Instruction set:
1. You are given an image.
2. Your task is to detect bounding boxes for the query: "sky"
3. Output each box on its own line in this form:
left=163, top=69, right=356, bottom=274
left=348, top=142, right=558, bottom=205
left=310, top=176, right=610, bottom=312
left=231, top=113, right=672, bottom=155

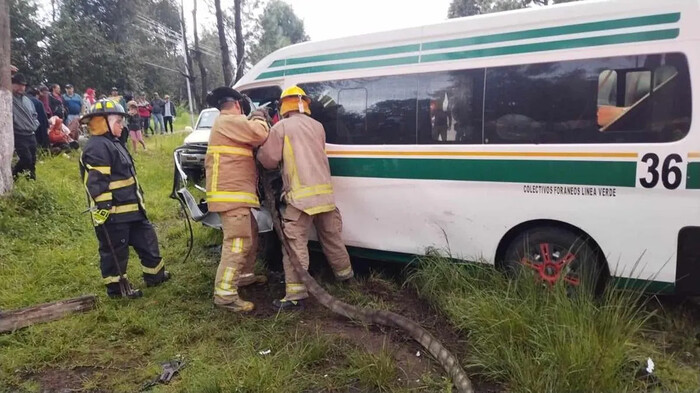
left=185, top=0, right=453, bottom=41
left=277, top=0, right=452, bottom=41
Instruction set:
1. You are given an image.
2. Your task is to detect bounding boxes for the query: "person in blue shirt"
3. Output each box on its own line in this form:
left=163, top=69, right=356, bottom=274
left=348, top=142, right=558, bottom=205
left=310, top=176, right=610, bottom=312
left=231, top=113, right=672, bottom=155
left=63, top=84, right=84, bottom=125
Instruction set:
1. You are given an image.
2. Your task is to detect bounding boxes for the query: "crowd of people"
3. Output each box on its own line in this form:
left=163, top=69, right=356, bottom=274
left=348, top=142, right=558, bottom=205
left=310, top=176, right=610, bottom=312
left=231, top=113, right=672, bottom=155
left=10, top=65, right=177, bottom=180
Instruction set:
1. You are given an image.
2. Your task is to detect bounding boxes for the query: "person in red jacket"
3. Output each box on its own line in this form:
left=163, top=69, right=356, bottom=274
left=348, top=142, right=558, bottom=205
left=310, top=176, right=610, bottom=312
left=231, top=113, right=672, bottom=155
left=136, top=94, right=154, bottom=136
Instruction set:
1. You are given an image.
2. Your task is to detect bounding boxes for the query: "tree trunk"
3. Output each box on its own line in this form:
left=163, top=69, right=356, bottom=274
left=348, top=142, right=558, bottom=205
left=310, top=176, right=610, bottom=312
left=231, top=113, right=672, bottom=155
left=0, top=0, right=13, bottom=195
left=192, top=0, right=208, bottom=109
left=233, top=0, right=245, bottom=83
left=180, top=0, right=198, bottom=111
left=214, top=0, right=233, bottom=86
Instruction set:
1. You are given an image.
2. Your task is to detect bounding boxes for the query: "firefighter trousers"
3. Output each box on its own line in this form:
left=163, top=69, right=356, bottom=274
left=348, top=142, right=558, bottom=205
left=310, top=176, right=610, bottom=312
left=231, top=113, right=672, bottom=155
left=281, top=205, right=354, bottom=301
left=95, top=219, right=166, bottom=296
left=213, top=208, right=259, bottom=305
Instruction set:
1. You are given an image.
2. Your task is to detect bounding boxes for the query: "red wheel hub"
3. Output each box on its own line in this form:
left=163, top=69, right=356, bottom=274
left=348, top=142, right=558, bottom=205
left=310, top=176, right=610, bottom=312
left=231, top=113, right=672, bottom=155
left=521, top=243, right=579, bottom=286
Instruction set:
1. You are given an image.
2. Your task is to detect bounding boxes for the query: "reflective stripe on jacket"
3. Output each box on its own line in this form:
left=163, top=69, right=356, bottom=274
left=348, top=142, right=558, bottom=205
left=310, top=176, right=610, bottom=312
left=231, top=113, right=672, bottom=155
left=257, top=112, right=335, bottom=215
left=205, top=110, right=269, bottom=212
left=79, top=134, right=146, bottom=225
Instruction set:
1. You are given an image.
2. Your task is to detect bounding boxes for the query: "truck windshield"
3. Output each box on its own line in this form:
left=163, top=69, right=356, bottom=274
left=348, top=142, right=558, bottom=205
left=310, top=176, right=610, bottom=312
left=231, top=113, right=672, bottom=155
left=196, top=111, right=219, bottom=129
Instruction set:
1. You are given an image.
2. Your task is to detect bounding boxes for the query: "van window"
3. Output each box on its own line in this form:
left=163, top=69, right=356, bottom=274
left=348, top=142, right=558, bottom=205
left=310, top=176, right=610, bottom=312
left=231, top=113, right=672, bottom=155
left=484, top=53, right=691, bottom=144
left=240, top=86, right=282, bottom=117
left=417, top=69, right=484, bottom=144
left=301, top=75, right=418, bottom=144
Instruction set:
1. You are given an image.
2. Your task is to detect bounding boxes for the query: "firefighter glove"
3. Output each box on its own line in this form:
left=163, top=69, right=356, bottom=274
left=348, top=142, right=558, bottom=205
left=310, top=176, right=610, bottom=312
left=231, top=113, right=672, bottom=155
left=250, top=109, right=272, bottom=125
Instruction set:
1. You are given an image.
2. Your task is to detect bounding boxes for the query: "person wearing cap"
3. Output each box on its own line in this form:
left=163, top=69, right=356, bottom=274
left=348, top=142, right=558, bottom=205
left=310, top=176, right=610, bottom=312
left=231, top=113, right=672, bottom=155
left=257, top=86, right=355, bottom=310
left=109, top=87, right=126, bottom=110
left=150, top=93, right=165, bottom=135
left=79, top=99, right=171, bottom=299
left=62, top=84, right=84, bottom=125
left=11, top=73, right=40, bottom=180
left=205, top=86, right=271, bottom=313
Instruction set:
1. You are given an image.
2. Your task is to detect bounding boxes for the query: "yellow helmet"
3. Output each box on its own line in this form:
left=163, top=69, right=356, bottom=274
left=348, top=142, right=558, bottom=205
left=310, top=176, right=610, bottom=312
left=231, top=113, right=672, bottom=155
left=280, top=86, right=310, bottom=102
left=280, top=85, right=311, bottom=116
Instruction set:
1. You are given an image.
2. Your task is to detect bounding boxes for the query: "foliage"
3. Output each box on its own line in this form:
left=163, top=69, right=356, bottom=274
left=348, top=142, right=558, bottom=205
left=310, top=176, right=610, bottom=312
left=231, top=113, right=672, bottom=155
left=448, top=0, right=580, bottom=18
left=248, top=0, right=310, bottom=65
left=408, top=256, right=700, bottom=393
left=9, top=0, right=46, bottom=85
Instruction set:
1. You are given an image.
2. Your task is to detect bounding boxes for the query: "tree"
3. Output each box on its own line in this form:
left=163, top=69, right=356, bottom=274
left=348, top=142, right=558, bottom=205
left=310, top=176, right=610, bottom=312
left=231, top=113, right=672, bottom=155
left=200, top=29, right=225, bottom=89
left=233, top=0, right=245, bottom=82
left=179, top=0, right=198, bottom=110
left=9, top=0, right=44, bottom=86
left=448, top=0, right=579, bottom=18
left=249, top=0, right=308, bottom=66
left=214, top=0, right=233, bottom=86
left=192, top=0, right=207, bottom=109
left=1, top=0, right=12, bottom=194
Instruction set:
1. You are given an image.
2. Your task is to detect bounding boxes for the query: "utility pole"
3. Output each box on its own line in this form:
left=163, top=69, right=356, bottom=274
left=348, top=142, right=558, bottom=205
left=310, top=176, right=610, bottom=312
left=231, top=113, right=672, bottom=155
left=0, top=0, right=13, bottom=194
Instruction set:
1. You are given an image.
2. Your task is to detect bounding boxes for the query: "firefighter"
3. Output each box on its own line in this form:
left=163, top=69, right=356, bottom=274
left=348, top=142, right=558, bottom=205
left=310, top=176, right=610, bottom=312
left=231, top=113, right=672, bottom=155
left=258, top=86, right=354, bottom=310
left=205, top=87, right=271, bottom=312
left=79, top=99, right=170, bottom=298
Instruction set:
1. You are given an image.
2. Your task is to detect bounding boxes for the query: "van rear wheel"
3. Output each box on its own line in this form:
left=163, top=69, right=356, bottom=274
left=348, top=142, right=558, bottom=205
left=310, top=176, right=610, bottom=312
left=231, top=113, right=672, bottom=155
left=502, top=226, right=604, bottom=293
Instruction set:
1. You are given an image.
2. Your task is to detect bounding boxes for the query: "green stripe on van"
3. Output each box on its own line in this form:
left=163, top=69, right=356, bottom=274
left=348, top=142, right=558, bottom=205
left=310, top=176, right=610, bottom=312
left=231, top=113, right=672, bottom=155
left=280, top=56, right=419, bottom=77
left=421, top=29, right=679, bottom=63
left=687, top=162, right=700, bottom=189
left=328, top=157, right=636, bottom=187
left=257, top=29, right=679, bottom=80
left=423, top=12, right=680, bottom=51
left=262, top=13, right=679, bottom=76
left=270, top=44, right=421, bottom=68
left=258, top=69, right=286, bottom=80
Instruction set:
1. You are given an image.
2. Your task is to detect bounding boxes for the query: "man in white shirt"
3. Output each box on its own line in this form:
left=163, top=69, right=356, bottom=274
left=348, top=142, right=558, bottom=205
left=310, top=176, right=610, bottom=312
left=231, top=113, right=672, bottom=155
left=163, top=95, right=176, bottom=133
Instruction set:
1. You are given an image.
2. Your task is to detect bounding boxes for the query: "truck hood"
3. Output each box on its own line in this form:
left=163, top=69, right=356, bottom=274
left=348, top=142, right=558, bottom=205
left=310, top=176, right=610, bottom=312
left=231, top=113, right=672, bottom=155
left=184, top=129, right=211, bottom=145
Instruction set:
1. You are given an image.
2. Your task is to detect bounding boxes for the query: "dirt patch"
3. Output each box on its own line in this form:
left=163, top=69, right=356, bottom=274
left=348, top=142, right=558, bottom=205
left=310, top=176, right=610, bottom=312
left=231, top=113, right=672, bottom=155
left=238, top=259, right=503, bottom=392
left=26, top=366, right=104, bottom=393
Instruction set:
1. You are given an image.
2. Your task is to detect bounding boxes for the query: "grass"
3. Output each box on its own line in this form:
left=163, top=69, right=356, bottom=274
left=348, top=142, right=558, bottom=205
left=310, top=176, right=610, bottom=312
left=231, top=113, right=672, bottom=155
left=408, top=255, right=700, bottom=393
left=0, top=133, right=443, bottom=393
left=2, top=133, right=700, bottom=392
left=172, top=105, right=195, bottom=132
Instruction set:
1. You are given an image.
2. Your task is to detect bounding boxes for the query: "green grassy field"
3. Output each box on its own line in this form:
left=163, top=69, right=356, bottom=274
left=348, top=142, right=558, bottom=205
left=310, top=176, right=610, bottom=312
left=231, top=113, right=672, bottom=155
left=1, top=133, right=699, bottom=392
left=0, top=134, right=451, bottom=393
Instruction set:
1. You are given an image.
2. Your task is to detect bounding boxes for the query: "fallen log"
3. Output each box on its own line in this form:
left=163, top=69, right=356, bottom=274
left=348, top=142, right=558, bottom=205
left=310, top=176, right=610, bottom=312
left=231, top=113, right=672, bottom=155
left=0, top=295, right=97, bottom=333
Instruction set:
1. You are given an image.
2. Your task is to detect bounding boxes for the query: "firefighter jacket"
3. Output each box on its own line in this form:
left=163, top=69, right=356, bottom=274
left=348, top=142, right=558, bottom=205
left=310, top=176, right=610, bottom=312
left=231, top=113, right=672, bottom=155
left=257, top=112, right=336, bottom=215
left=80, top=134, right=146, bottom=225
left=205, top=109, right=270, bottom=212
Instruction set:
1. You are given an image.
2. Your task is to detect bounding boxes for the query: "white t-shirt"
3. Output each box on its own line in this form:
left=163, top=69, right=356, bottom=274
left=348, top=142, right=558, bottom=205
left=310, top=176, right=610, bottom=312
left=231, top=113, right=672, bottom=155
left=164, top=101, right=172, bottom=117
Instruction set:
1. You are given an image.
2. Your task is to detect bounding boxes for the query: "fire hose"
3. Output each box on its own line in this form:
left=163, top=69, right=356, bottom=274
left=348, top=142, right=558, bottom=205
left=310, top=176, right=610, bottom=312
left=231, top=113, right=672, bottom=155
left=261, top=170, right=474, bottom=393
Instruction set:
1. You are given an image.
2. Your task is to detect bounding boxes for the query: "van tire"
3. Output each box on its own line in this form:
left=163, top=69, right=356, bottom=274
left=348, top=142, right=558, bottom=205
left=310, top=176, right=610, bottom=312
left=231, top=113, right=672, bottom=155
left=502, top=226, right=605, bottom=293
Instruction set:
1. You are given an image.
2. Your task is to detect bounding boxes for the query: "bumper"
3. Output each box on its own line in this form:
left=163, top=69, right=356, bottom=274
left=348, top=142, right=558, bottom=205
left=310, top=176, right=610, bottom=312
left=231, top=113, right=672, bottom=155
left=171, top=144, right=272, bottom=232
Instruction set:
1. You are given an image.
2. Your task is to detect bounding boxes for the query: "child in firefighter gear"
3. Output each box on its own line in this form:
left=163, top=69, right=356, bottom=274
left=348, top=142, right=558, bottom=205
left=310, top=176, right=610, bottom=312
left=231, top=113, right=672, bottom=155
left=257, top=86, right=354, bottom=310
left=79, top=99, right=171, bottom=299
left=205, top=87, right=271, bottom=312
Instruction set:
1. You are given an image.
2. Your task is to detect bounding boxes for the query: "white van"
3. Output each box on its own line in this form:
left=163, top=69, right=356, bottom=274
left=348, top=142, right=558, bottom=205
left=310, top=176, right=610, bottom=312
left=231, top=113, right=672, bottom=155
left=174, top=0, right=700, bottom=294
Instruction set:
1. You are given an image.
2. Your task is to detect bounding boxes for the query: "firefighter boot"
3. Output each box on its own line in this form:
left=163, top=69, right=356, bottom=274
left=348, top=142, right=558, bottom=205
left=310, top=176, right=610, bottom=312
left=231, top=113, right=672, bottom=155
left=272, top=298, right=304, bottom=310
left=146, top=270, right=172, bottom=288
left=216, top=298, right=255, bottom=313
left=107, top=278, right=143, bottom=299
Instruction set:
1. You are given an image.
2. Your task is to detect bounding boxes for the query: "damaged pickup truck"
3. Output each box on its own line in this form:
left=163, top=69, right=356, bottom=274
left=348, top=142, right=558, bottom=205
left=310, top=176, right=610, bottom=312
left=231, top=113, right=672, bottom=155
left=170, top=87, right=281, bottom=233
